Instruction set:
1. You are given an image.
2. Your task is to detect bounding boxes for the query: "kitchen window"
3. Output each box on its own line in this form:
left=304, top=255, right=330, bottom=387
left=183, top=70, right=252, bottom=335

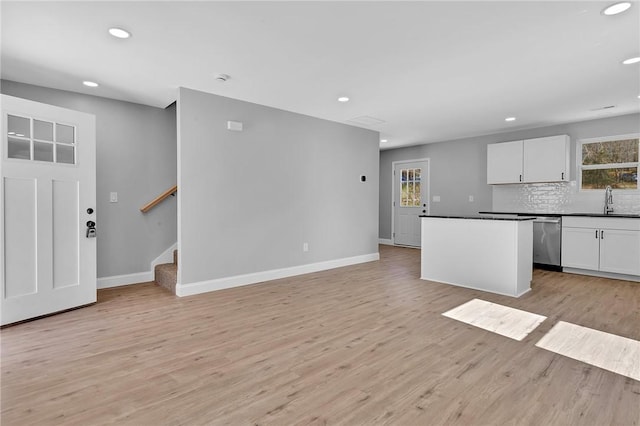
left=579, top=134, right=639, bottom=190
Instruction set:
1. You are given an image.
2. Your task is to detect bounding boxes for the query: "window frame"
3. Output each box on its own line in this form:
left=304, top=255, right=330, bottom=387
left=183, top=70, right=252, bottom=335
left=577, top=133, right=639, bottom=192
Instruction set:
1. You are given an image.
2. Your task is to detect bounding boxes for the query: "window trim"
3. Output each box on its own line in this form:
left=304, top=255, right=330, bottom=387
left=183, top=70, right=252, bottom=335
left=577, top=133, right=639, bottom=192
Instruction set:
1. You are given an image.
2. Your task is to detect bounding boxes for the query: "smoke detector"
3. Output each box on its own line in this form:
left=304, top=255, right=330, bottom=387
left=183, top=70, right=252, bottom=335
left=215, top=74, right=230, bottom=82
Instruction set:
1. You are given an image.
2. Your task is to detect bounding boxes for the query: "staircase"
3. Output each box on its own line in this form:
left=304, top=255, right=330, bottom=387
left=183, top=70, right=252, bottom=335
left=154, top=250, right=177, bottom=294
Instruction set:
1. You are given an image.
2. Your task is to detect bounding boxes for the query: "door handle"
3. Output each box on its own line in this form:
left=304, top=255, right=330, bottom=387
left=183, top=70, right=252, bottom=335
left=86, top=221, right=96, bottom=238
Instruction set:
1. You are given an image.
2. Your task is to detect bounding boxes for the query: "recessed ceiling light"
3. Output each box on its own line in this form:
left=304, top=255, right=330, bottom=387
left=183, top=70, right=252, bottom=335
left=505, top=117, right=516, bottom=122
left=622, top=56, right=640, bottom=64
left=215, top=73, right=230, bottom=82
left=337, top=96, right=350, bottom=102
left=83, top=81, right=99, bottom=87
left=380, top=139, right=388, bottom=143
left=603, top=2, right=632, bottom=15
left=108, top=27, right=131, bottom=39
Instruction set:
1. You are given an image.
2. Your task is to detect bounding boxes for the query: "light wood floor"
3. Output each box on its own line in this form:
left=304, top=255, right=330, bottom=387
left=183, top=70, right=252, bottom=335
left=2, top=245, right=639, bottom=425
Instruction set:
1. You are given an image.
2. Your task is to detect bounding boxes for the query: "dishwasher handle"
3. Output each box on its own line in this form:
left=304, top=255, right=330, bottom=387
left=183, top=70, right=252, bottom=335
left=533, top=218, right=561, bottom=224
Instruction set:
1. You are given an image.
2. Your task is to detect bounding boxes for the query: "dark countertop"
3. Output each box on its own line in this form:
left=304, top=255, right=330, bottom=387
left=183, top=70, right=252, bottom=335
left=479, top=211, right=640, bottom=219
left=420, top=215, right=535, bottom=221
left=562, top=213, right=640, bottom=218
left=479, top=211, right=561, bottom=217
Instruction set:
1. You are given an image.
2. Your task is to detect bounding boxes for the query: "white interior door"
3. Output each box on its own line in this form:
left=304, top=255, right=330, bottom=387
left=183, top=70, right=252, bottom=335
left=393, top=159, right=429, bottom=247
left=1, top=95, right=96, bottom=326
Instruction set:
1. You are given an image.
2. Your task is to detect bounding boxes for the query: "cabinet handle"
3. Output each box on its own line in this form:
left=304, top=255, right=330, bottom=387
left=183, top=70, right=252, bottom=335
left=595, top=230, right=598, bottom=239
left=519, top=174, right=522, bottom=182
left=601, top=230, right=604, bottom=239
left=561, top=172, right=564, bottom=180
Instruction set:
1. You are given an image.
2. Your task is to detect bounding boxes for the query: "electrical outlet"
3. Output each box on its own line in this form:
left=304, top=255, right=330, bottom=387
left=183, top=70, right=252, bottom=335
left=468, top=195, right=474, bottom=202
left=303, top=242, right=309, bottom=252
left=433, top=195, right=441, bottom=202
left=110, top=192, right=118, bottom=203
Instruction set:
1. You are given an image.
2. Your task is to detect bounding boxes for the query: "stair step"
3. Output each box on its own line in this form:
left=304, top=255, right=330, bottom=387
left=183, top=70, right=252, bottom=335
left=154, top=262, right=177, bottom=294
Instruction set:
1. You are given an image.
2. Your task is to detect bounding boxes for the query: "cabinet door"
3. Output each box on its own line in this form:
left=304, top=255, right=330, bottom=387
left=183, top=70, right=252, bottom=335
left=599, top=229, right=640, bottom=275
left=523, top=135, right=569, bottom=183
left=561, top=227, right=600, bottom=270
left=487, top=140, right=523, bottom=184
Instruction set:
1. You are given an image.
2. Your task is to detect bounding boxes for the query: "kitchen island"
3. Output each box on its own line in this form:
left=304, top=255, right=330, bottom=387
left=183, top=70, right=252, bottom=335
left=420, top=215, right=534, bottom=297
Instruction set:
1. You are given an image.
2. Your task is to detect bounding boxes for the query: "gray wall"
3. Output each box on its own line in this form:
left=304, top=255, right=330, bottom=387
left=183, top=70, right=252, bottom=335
left=379, top=113, right=640, bottom=239
left=1, top=80, right=177, bottom=278
left=177, top=87, right=379, bottom=285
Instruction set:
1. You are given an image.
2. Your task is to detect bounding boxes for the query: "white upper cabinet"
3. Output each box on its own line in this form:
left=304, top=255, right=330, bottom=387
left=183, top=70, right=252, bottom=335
left=487, top=140, right=523, bottom=184
left=523, top=135, right=570, bottom=183
left=487, top=135, right=570, bottom=184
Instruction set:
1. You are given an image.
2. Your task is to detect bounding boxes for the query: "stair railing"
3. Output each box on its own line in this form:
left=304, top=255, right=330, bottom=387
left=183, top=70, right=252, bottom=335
left=140, top=185, right=177, bottom=213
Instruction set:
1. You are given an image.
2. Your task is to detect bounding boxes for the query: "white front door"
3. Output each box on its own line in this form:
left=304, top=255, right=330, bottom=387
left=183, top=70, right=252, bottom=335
left=1, top=95, right=96, bottom=326
left=393, top=159, right=429, bottom=247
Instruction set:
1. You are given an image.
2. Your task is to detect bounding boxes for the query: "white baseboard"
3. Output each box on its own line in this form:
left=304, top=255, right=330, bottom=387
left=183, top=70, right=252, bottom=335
left=97, top=271, right=153, bottom=289
left=176, top=252, right=380, bottom=297
left=378, top=238, right=393, bottom=246
left=151, top=242, right=178, bottom=269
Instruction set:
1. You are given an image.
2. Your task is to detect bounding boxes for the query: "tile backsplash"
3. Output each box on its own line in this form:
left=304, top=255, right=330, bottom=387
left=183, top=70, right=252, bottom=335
left=493, top=182, right=640, bottom=214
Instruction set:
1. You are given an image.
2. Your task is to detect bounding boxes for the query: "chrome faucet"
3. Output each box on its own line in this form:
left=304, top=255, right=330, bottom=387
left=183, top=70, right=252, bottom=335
left=604, top=185, right=614, bottom=215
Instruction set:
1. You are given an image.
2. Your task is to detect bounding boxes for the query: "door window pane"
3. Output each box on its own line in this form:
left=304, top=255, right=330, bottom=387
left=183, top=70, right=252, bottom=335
left=5, top=114, right=77, bottom=165
left=8, top=115, right=30, bottom=138
left=56, top=144, right=75, bottom=164
left=401, top=182, right=408, bottom=205
left=56, top=123, right=75, bottom=144
left=34, top=119, right=54, bottom=141
left=8, top=137, right=30, bottom=159
left=400, top=168, right=422, bottom=207
left=34, top=142, right=54, bottom=162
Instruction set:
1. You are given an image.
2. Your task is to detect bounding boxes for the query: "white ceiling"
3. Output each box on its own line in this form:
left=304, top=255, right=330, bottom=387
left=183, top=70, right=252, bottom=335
left=2, top=1, right=639, bottom=150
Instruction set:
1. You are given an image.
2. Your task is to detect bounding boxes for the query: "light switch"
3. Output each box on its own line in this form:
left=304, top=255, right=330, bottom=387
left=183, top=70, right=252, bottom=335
left=468, top=195, right=474, bottom=202
left=110, top=192, right=118, bottom=203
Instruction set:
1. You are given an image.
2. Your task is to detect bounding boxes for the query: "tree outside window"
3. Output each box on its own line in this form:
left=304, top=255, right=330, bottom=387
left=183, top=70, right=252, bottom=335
left=580, top=136, right=639, bottom=190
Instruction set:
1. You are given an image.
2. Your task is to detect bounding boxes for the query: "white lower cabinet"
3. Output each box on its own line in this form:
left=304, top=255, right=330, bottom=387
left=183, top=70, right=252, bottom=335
left=562, top=217, right=640, bottom=277
left=562, top=227, right=600, bottom=270
left=599, top=229, right=640, bottom=275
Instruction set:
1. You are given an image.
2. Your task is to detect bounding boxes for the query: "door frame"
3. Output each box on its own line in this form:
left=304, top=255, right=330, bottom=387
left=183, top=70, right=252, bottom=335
left=391, top=158, right=430, bottom=246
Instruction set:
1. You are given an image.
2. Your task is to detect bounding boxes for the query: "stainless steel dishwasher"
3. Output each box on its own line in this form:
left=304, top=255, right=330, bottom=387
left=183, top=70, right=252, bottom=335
left=532, top=216, right=562, bottom=269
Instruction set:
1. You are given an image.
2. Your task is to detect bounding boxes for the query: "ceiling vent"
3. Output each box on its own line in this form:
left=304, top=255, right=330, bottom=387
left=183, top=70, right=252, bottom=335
left=346, top=115, right=386, bottom=126
left=590, top=105, right=616, bottom=111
